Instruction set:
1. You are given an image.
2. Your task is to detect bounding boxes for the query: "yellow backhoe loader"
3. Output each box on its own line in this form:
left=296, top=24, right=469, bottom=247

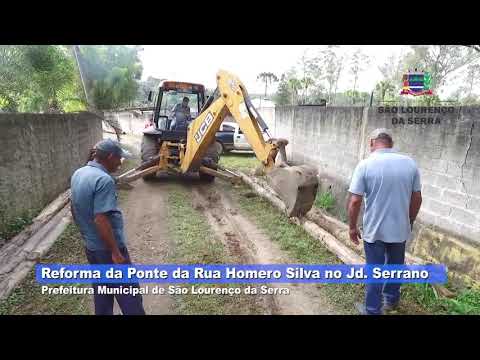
left=116, top=70, right=318, bottom=217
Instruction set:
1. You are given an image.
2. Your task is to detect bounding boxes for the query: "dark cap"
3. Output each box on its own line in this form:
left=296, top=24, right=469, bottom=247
left=94, top=138, right=132, bottom=159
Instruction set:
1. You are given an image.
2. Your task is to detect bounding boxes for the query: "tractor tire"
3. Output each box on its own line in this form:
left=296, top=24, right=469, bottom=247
left=141, top=134, right=159, bottom=181
left=199, top=172, right=216, bottom=183
left=205, top=141, right=220, bottom=164
left=214, top=141, right=224, bottom=155
left=199, top=142, right=220, bottom=183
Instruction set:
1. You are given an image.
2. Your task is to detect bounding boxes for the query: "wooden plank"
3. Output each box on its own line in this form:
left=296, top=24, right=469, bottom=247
left=119, top=166, right=161, bottom=183
left=0, top=189, right=71, bottom=256
left=0, top=206, right=72, bottom=300
left=199, top=166, right=241, bottom=184
left=238, top=171, right=458, bottom=298
left=303, top=220, right=363, bottom=264
left=237, top=171, right=287, bottom=214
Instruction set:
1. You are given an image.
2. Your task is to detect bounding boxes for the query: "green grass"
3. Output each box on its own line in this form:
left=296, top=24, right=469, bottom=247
left=219, top=155, right=480, bottom=314
left=402, top=283, right=480, bottom=315
left=0, top=157, right=139, bottom=315
left=165, top=184, right=263, bottom=315
left=229, top=184, right=362, bottom=314
left=0, top=208, right=40, bottom=247
left=166, top=185, right=226, bottom=264
left=219, top=152, right=260, bottom=172
left=0, top=224, right=92, bottom=315
left=194, top=150, right=480, bottom=314
left=228, top=184, right=480, bottom=315
left=314, top=191, right=336, bottom=212
left=313, top=191, right=349, bottom=222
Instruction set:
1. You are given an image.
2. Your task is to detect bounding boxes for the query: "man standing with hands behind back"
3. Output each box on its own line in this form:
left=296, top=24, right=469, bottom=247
left=347, top=128, right=422, bottom=315
left=71, top=139, right=145, bottom=315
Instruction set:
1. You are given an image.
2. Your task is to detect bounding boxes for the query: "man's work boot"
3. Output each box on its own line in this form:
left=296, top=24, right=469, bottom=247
left=355, top=302, right=383, bottom=315
left=382, top=302, right=400, bottom=313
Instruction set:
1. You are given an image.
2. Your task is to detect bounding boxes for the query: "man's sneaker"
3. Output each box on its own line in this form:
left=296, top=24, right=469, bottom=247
left=382, top=302, right=400, bottom=312
left=354, top=302, right=383, bottom=315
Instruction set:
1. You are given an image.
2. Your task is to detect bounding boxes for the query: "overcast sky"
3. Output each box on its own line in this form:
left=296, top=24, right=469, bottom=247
left=139, top=45, right=472, bottom=97
left=139, top=45, right=411, bottom=94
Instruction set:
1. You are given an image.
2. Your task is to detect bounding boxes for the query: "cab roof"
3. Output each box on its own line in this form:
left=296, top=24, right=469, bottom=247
left=160, top=81, right=205, bottom=93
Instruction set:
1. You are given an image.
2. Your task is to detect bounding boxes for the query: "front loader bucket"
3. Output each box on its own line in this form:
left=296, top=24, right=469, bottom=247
left=266, top=165, right=319, bottom=217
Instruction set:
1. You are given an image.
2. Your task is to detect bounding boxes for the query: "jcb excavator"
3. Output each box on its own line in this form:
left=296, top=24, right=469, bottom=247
left=117, top=70, right=318, bottom=217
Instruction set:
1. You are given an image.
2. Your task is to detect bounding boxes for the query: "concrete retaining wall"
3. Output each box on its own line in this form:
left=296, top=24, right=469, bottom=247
left=0, top=112, right=103, bottom=238
left=259, top=105, right=480, bottom=286
left=103, top=111, right=151, bottom=136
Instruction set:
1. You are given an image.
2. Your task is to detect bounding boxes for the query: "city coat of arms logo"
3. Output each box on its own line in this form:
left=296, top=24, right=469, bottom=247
left=400, top=69, right=433, bottom=96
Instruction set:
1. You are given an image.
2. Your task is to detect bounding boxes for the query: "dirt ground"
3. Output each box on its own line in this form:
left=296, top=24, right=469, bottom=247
left=117, top=178, right=339, bottom=314
left=112, top=132, right=340, bottom=314
left=190, top=182, right=338, bottom=314
left=120, top=178, right=175, bottom=314
left=2, top=133, right=470, bottom=316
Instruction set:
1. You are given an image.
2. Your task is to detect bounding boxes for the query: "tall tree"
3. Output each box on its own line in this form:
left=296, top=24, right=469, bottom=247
left=375, top=80, right=395, bottom=103
left=77, top=45, right=143, bottom=110
left=24, top=46, right=77, bottom=112
left=273, top=74, right=292, bottom=105
left=349, top=49, right=370, bottom=104
left=0, top=46, right=30, bottom=111
left=135, top=76, right=163, bottom=106
left=403, top=45, right=480, bottom=94
left=317, top=45, right=344, bottom=105
left=297, top=50, right=318, bottom=104
left=464, top=63, right=480, bottom=98
left=0, top=45, right=85, bottom=113
left=450, top=63, right=480, bottom=105
left=256, top=72, right=279, bottom=99
left=287, top=77, right=302, bottom=105
left=378, top=53, right=404, bottom=94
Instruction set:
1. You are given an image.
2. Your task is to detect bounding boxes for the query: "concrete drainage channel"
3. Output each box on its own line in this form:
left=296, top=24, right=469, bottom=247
left=240, top=170, right=415, bottom=263
left=0, top=190, right=72, bottom=300
left=0, top=167, right=453, bottom=309
left=0, top=171, right=430, bottom=303
left=239, top=171, right=364, bottom=263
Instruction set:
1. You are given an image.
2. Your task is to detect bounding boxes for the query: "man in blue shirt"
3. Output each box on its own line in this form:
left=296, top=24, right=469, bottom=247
left=170, top=96, right=191, bottom=130
left=347, top=128, right=423, bottom=315
left=71, top=139, right=145, bottom=315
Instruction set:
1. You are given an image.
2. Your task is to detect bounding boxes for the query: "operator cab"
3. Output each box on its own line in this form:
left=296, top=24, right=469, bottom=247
left=147, top=81, right=206, bottom=138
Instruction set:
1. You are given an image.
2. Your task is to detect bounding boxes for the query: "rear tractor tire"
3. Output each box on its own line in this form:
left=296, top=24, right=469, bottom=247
left=214, top=141, right=224, bottom=155
left=141, top=134, right=160, bottom=181
left=199, top=172, right=216, bottom=183
left=199, top=142, right=220, bottom=183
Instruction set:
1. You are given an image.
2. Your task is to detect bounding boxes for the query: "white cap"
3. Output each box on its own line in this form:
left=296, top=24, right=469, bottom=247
left=369, top=128, right=393, bottom=141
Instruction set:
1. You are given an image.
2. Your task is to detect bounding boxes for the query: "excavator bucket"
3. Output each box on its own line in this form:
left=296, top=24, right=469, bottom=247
left=266, top=165, right=319, bottom=218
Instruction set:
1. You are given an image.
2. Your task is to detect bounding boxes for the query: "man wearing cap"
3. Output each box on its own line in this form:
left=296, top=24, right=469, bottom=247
left=70, top=138, right=145, bottom=315
left=347, top=128, right=423, bottom=315
left=170, top=96, right=191, bottom=130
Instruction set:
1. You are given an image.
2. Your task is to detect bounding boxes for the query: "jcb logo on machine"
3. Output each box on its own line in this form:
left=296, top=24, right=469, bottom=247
left=194, top=112, right=214, bottom=143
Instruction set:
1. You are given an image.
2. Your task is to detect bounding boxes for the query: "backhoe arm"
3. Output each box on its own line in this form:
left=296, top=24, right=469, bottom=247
left=117, top=69, right=318, bottom=218
left=180, top=70, right=283, bottom=174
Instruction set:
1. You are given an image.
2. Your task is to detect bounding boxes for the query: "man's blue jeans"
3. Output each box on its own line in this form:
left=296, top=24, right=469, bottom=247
left=85, top=247, right=145, bottom=315
left=363, top=240, right=406, bottom=315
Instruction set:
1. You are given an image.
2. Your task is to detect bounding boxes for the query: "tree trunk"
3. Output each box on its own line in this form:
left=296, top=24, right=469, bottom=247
left=352, top=76, right=358, bottom=105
